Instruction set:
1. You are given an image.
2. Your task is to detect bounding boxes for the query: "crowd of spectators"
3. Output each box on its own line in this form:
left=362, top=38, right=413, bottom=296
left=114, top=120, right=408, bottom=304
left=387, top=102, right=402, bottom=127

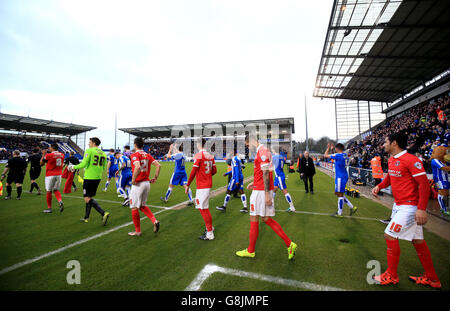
left=347, top=93, right=450, bottom=173
left=0, top=134, right=69, bottom=160
left=144, top=141, right=171, bottom=159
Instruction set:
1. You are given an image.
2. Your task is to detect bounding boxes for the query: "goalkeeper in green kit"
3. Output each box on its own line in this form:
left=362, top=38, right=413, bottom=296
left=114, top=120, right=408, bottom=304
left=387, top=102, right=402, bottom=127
left=68, top=137, right=110, bottom=225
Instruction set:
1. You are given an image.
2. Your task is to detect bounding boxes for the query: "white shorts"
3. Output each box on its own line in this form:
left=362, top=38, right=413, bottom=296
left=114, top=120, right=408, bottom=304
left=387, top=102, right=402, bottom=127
left=249, top=190, right=275, bottom=217
left=384, top=204, right=423, bottom=241
left=129, top=181, right=150, bottom=208
left=45, top=175, right=61, bottom=192
left=195, top=188, right=211, bottom=210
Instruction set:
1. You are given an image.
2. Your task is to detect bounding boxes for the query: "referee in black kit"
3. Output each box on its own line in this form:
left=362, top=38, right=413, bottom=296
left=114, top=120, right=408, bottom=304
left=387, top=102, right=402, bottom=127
left=1, top=150, right=27, bottom=200
left=28, top=148, right=42, bottom=195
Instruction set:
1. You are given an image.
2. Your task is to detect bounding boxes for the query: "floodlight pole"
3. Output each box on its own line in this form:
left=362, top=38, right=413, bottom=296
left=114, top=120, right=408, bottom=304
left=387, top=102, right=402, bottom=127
left=114, top=113, right=117, bottom=151
left=304, top=94, right=309, bottom=152
left=334, top=98, right=338, bottom=141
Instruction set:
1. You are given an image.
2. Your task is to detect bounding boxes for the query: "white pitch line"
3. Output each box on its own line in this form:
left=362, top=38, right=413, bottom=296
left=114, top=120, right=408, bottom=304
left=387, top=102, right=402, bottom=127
left=185, top=263, right=346, bottom=291
left=0, top=206, right=174, bottom=276
left=61, top=194, right=168, bottom=209
left=0, top=181, right=249, bottom=276
left=286, top=189, right=334, bottom=194
left=276, top=209, right=380, bottom=221
left=8, top=176, right=362, bottom=277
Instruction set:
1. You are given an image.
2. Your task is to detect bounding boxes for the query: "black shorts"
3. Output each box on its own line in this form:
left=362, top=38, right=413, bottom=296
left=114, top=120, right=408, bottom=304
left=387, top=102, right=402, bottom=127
left=7, top=173, right=25, bottom=185
left=83, top=179, right=101, bottom=198
left=29, top=167, right=41, bottom=180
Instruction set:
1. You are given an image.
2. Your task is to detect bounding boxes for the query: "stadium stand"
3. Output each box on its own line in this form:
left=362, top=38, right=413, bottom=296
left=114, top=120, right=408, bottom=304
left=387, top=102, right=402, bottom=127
left=347, top=93, right=450, bottom=173
left=0, top=134, right=79, bottom=160
left=312, top=0, right=450, bottom=222
left=0, top=113, right=96, bottom=160
left=143, top=140, right=250, bottom=160
left=121, top=118, right=293, bottom=160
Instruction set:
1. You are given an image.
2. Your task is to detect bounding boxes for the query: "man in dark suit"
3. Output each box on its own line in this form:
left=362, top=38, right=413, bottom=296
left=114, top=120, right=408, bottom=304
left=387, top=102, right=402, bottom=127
left=299, top=151, right=316, bottom=194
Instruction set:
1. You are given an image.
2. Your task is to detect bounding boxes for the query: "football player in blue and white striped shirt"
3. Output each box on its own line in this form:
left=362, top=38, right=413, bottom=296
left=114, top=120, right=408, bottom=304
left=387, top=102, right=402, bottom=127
left=216, top=152, right=248, bottom=213
left=431, top=146, right=450, bottom=216
left=272, top=148, right=295, bottom=212
left=161, top=144, right=194, bottom=205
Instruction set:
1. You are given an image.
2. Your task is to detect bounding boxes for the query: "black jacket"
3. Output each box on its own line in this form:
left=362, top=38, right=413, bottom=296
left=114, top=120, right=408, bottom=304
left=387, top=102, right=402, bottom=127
left=299, top=157, right=316, bottom=177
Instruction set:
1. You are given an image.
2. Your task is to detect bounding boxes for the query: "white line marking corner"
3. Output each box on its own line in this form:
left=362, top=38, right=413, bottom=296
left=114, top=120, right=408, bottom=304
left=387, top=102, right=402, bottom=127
left=185, top=263, right=346, bottom=291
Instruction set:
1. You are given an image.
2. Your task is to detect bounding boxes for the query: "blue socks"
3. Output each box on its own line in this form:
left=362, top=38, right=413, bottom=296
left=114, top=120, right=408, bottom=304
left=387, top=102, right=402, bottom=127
left=338, top=197, right=344, bottom=215
left=438, top=194, right=447, bottom=212
left=165, top=188, right=172, bottom=201
left=343, top=196, right=353, bottom=208
left=241, top=194, right=247, bottom=207
left=284, top=193, right=294, bottom=208
left=187, top=188, right=193, bottom=201
left=118, top=187, right=126, bottom=198
left=224, top=194, right=231, bottom=207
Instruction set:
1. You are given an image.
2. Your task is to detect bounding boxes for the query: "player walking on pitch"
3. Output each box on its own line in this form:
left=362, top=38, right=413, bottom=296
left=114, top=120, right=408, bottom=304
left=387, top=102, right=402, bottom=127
left=216, top=151, right=248, bottom=213
left=160, top=143, right=194, bottom=205
left=41, top=144, right=65, bottom=213
left=68, top=137, right=110, bottom=225
left=28, top=148, right=42, bottom=195
left=186, top=138, right=217, bottom=241
left=372, top=132, right=441, bottom=288
left=104, top=148, right=119, bottom=194
left=323, top=143, right=358, bottom=217
left=1, top=150, right=27, bottom=200
left=430, top=146, right=450, bottom=216
left=272, top=148, right=295, bottom=212
left=127, top=137, right=161, bottom=236
left=115, top=151, right=133, bottom=206
left=236, top=134, right=297, bottom=259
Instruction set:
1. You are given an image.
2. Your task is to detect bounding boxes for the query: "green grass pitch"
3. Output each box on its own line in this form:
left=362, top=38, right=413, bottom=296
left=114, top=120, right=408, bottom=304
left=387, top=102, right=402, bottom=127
left=0, top=161, right=449, bottom=291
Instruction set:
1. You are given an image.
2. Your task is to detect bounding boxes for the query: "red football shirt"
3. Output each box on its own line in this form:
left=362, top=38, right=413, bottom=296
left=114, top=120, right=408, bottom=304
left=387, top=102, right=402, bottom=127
left=253, top=144, right=274, bottom=191
left=44, top=151, right=64, bottom=176
left=130, top=150, right=156, bottom=183
left=192, top=150, right=216, bottom=189
left=381, top=150, right=427, bottom=207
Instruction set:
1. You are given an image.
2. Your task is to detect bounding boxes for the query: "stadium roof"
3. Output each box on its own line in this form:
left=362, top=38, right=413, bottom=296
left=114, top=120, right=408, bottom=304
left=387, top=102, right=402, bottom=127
left=0, top=113, right=96, bottom=136
left=120, top=118, right=295, bottom=138
left=313, top=0, right=450, bottom=103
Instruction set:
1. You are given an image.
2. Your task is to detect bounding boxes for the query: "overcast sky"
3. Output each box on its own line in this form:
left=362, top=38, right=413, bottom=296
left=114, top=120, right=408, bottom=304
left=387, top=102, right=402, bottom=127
left=0, top=0, right=337, bottom=149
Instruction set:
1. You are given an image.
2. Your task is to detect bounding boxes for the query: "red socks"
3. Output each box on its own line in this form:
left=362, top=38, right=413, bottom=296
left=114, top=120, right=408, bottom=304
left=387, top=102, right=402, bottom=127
left=46, top=191, right=62, bottom=208
left=248, top=221, right=259, bottom=253
left=386, top=239, right=400, bottom=278
left=46, top=192, right=52, bottom=208
left=54, top=190, right=62, bottom=202
left=140, top=206, right=156, bottom=224
left=413, top=241, right=439, bottom=281
left=385, top=239, right=439, bottom=281
left=131, top=207, right=158, bottom=233
left=264, top=218, right=291, bottom=247
left=131, top=209, right=141, bottom=233
left=199, top=209, right=213, bottom=232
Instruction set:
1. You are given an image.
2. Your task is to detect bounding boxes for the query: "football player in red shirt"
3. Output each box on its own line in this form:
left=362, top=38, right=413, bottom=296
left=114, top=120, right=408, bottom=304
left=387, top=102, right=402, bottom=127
left=128, top=137, right=161, bottom=237
left=40, top=143, right=65, bottom=213
left=186, top=138, right=217, bottom=240
left=236, top=134, right=297, bottom=259
left=372, top=132, right=441, bottom=288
